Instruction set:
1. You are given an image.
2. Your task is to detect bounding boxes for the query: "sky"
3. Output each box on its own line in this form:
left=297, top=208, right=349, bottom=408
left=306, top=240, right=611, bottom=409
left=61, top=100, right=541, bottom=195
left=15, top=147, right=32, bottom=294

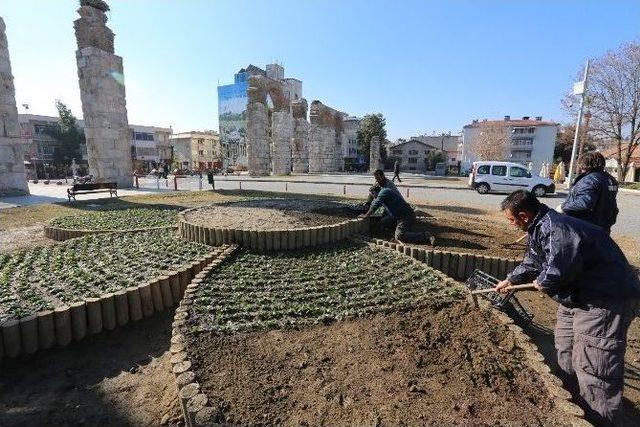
left=3, top=0, right=639, bottom=139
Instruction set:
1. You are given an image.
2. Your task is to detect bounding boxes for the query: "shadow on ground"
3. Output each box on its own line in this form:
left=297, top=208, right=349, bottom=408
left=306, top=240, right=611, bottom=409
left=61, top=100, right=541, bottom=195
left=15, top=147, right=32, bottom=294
left=0, top=311, right=179, bottom=427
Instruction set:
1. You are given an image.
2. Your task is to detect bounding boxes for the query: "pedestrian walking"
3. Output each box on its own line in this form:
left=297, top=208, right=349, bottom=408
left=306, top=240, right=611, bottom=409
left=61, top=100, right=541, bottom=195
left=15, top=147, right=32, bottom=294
left=392, top=160, right=401, bottom=182
left=496, top=190, right=640, bottom=426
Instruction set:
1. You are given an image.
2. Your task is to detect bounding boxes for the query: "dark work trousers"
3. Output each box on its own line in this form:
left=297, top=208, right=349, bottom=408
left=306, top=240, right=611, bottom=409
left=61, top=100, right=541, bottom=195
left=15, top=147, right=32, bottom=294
left=392, top=171, right=401, bottom=182
left=380, top=212, right=429, bottom=243
left=555, top=300, right=638, bottom=426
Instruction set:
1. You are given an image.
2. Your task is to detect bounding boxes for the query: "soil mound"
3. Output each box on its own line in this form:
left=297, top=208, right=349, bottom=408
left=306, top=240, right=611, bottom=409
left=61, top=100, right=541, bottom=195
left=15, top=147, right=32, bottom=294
left=188, top=303, right=569, bottom=426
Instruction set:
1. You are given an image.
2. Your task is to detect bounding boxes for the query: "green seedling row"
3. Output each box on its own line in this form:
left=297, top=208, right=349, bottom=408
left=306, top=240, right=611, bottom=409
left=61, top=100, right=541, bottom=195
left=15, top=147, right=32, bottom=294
left=49, top=208, right=180, bottom=231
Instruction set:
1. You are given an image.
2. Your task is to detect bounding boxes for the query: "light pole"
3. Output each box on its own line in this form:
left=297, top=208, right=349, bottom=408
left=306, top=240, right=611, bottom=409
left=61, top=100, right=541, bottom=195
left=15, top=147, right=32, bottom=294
left=567, top=60, right=590, bottom=187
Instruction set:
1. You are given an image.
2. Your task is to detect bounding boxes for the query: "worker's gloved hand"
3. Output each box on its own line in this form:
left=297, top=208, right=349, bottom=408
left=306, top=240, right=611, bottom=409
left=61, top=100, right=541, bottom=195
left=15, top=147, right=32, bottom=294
left=555, top=204, right=563, bottom=213
left=495, top=279, right=512, bottom=294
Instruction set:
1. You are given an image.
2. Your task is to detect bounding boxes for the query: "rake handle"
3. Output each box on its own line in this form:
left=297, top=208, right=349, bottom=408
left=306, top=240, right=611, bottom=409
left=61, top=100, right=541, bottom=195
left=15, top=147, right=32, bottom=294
left=471, top=284, right=536, bottom=295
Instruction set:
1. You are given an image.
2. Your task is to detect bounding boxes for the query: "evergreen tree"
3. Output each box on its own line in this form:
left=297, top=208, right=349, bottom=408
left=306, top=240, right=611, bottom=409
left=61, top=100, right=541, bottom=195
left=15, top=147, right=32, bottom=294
left=357, top=113, right=388, bottom=166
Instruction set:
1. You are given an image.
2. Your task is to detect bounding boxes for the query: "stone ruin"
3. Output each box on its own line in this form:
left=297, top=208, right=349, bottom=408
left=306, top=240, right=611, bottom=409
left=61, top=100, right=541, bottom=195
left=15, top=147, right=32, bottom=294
left=369, top=135, right=381, bottom=172
left=291, top=99, right=309, bottom=173
left=308, top=101, right=344, bottom=173
left=0, top=17, right=29, bottom=196
left=74, top=0, right=133, bottom=187
left=245, top=77, right=351, bottom=175
left=246, top=74, right=293, bottom=176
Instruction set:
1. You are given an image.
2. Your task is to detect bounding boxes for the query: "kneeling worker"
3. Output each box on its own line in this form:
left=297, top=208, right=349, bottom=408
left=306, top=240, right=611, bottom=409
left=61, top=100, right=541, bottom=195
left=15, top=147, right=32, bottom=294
left=496, top=190, right=640, bottom=426
left=360, top=178, right=434, bottom=245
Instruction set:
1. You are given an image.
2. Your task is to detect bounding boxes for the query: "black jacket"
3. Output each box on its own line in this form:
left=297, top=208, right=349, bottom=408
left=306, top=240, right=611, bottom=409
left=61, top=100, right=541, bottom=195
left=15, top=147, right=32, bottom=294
left=561, top=170, right=618, bottom=231
left=507, top=205, right=640, bottom=306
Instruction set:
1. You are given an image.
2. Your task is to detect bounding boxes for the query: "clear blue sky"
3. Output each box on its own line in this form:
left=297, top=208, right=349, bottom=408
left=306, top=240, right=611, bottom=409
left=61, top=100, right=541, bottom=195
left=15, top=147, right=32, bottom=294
left=3, top=0, right=639, bottom=138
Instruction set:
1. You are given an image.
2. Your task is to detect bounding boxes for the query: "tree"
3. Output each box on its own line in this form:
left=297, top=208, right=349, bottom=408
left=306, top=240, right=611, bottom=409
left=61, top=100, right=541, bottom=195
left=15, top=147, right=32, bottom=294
left=563, top=41, right=640, bottom=181
left=357, top=113, right=387, bottom=166
left=470, top=122, right=509, bottom=160
left=46, top=100, right=85, bottom=169
left=554, top=123, right=595, bottom=164
left=425, top=150, right=446, bottom=170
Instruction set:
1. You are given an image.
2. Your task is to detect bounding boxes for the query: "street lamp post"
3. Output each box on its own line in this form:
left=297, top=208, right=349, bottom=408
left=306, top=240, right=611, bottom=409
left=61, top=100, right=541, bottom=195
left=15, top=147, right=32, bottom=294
left=567, top=60, right=590, bottom=187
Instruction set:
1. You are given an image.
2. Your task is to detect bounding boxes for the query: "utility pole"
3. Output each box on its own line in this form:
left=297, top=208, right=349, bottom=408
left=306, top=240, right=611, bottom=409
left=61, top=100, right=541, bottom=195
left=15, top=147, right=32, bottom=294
left=567, top=60, right=590, bottom=187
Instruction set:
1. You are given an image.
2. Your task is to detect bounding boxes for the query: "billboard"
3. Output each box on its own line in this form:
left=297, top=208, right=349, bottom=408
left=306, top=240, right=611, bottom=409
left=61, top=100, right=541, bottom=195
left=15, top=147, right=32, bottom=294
left=218, top=81, right=248, bottom=167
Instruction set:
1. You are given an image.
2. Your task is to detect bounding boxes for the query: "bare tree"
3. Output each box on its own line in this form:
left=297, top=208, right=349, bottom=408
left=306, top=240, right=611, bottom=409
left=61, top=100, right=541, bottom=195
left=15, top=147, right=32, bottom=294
left=471, top=122, right=509, bottom=160
left=563, top=42, right=640, bottom=181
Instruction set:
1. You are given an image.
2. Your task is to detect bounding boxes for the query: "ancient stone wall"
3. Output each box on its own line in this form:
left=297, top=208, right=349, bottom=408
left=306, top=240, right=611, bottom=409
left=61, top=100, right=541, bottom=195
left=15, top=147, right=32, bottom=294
left=369, top=136, right=381, bottom=172
left=0, top=17, right=29, bottom=196
left=246, top=101, right=270, bottom=175
left=74, top=1, right=133, bottom=188
left=271, top=111, right=293, bottom=175
left=246, top=75, right=291, bottom=175
left=308, top=101, right=344, bottom=173
left=291, top=99, right=309, bottom=173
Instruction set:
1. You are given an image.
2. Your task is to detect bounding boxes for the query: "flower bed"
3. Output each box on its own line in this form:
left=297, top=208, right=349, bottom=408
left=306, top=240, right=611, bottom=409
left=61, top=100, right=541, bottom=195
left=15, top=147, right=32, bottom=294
left=179, top=199, right=368, bottom=250
left=0, top=230, right=209, bottom=323
left=45, top=208, right=181, bottom=241
left=170, top=240, right=582, bottom=426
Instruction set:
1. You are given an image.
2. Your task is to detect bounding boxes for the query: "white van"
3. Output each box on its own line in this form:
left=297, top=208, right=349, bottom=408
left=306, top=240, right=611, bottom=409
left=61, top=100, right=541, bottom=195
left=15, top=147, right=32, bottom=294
left=468, top=161, right=555, bottom=196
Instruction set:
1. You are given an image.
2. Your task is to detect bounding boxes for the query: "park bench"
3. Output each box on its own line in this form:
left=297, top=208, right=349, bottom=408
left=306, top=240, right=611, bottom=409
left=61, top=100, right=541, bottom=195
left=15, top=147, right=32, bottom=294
left=67, top=182, right=118, bottom=202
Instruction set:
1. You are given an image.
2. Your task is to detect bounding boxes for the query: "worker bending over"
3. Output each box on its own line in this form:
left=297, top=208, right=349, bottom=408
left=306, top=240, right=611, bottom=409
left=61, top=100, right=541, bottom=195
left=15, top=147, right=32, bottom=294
left=360, top=174, right=434, bottom=245
left=497, top=190, right=640, bottom=426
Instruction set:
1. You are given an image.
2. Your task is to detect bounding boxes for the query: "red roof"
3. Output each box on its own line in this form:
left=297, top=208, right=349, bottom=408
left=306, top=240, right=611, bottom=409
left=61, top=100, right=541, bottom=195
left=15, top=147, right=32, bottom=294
left=600, top=143, right=640, bottom=162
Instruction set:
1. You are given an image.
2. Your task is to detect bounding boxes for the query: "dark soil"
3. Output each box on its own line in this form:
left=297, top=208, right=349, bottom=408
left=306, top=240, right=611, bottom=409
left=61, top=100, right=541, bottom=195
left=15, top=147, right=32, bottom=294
left=187, top=302, right=569, bottom=426
left=372, top=213, right=526, bottom=259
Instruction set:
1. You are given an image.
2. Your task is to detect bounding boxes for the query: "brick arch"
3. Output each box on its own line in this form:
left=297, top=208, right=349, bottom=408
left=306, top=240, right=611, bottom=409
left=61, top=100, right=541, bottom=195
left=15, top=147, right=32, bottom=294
left=247, top=75, right=289, bottom=112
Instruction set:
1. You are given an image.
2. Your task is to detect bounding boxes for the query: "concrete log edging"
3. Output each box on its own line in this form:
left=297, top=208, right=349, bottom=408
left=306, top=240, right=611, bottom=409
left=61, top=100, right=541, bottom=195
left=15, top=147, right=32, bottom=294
left=369, top=238, right=592, bottom=426
left=44, top=224, right=178, bottom=241
left=0, top=246, right=236, bottom=363
left=170, top=244, right=240, bottom=427
left=178, top=204, right=370, bottom=251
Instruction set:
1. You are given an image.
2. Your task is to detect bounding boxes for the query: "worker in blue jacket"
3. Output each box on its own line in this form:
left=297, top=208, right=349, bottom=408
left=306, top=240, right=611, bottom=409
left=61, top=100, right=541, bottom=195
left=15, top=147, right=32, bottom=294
left=496, top=190, right=640, bottom=426
left=560, top=151, right=618, bottom=233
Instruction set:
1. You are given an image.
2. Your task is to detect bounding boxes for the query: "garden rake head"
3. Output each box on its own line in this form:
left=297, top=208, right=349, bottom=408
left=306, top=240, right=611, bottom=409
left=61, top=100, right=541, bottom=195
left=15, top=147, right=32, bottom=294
left=465, top=269, right=534, bottom=327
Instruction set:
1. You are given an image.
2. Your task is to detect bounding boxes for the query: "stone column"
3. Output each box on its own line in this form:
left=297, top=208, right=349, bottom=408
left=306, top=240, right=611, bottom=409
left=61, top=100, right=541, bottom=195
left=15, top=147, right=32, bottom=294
left=74, top=0, right=132, bottom=188
left=291, top=99, right=309, bottom=173
left=309, top=101, right=345, bottom=173
left=246, top=101, right=270, bottom=175
left=0, top=17, right=29, bottom=196
left=271, top=110, right=293, bottom=175
left=369, top=136, right=381, bottom=172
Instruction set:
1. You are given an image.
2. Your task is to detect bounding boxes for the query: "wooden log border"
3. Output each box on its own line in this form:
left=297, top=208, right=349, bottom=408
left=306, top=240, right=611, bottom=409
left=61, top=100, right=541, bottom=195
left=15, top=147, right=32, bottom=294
left=367, top=238, right=592, bottom=426
left=0, top=245, right=237, bottom=363
left=44, top=224, right=178, bottom=241
left=177, top=203, right=370, bottom=251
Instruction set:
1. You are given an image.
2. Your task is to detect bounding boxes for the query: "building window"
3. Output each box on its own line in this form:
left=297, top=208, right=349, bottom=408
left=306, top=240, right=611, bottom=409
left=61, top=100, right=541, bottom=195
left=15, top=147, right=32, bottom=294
left=408, top=150, right=418, bottom=155
left=134, top=132, right=154, bottom=141
left=408, top=158, right=418, bottom=164
left=198, top=150, right=204, bottom=156
left=512, top=138, right=533, bottom=146
left=392, top=149, right=403, bottom=155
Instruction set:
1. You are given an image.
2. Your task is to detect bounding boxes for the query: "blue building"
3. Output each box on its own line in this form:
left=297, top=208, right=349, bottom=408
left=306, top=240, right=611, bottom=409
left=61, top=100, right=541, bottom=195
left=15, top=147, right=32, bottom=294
left=217, top=64, right=302, bottom=168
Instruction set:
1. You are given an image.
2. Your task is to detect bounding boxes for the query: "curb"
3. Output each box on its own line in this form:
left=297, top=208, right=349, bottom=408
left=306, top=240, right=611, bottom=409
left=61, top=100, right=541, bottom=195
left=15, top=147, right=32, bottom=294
left=371, top=238, right=592, bottom=426
left=0, top=246, right=232, bottom=363
left=177, top=201, right=369, bottom=251
left=169, top=244, right=239, bottom=427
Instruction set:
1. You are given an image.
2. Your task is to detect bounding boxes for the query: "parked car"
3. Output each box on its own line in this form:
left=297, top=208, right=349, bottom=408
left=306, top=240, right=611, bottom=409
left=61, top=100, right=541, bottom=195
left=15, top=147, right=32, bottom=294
left=468, top=161, right=555, bottom=196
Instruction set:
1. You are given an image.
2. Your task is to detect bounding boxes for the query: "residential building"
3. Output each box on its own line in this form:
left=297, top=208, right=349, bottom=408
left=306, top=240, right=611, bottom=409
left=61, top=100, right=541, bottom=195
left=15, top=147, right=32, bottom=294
left=18, top=114, right=172, bottom=173
left=387, top=139, right=439, bottom=174
left=170, top=131, right=222, bottom=171
left=413, top=133, right=462, bottom=173
left=342, top=116, right=362, bottom=170
left=602, top=143, right=640, bottom=182
left=217, top=63, right=302, bottom=168
left=461, top=115, right=558, bottom=174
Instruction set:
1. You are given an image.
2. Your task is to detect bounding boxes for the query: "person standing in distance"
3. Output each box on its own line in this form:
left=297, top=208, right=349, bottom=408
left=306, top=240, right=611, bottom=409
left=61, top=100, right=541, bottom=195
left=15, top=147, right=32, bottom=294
left=560, top=151, right=618, bottom=233
left=496, top=190, right=640, bottom=426
left=392, top=159, right=402, bottom=182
